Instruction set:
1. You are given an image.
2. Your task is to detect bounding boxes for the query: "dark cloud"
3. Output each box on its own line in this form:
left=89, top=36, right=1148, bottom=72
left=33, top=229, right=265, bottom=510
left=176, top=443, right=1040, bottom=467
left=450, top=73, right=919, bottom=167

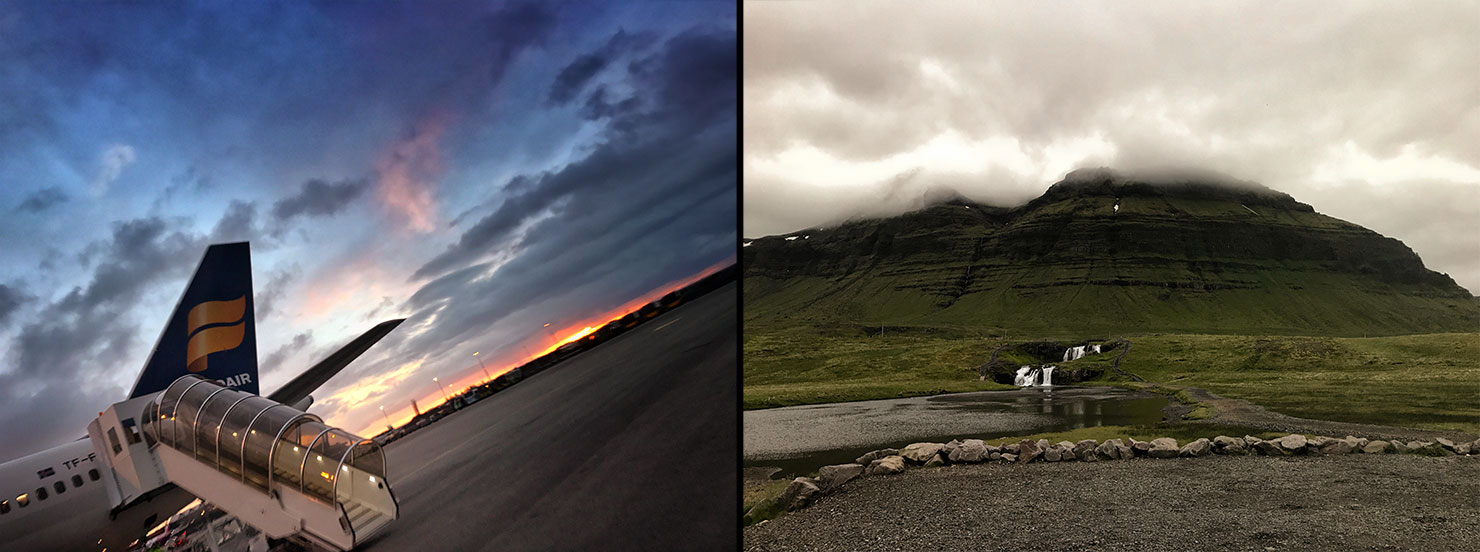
left=262, top=330, right=313, bottom=375
left=479, top=2, right=558, bottom=81
left=209, top=200, right=260, bottom=243
left=270, top=178, right=368, bottom=228
left=549, top=53, right=609, bottom=106
left=0, top=283, right=29, bottom=328
left=255, top=266, right=298, bottom=322
left=16, top=187, right=67, bottom=213
left=0, top=208, right=245, bottom=461
left=547, top=29, right=656, bottom=106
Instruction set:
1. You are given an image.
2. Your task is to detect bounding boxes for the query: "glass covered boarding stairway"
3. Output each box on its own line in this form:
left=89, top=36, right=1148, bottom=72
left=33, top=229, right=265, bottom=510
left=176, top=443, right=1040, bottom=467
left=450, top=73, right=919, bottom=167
left=141, top=375, right=398, bottom=550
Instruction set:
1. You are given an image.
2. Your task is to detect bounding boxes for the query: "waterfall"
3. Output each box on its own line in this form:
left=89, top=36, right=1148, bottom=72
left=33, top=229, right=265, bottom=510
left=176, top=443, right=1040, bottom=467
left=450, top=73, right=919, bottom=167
left=1063, top=345, right=1087, bottom=362
left=1014, top=366, right=1032, bottom=386
left=1063, top=344, right=1105, bottom=362
left=1014, top=365, right=1056, bottom=387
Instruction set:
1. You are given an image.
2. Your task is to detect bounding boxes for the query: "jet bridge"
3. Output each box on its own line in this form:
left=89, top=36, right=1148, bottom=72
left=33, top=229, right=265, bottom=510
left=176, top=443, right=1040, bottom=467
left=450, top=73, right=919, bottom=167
left=91, top=375, right=397, bottom=551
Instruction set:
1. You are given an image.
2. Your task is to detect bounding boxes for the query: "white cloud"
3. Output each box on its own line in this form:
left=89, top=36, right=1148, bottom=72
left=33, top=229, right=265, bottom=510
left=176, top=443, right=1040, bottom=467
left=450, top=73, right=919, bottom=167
left=90, top=144, right=136, bottom=196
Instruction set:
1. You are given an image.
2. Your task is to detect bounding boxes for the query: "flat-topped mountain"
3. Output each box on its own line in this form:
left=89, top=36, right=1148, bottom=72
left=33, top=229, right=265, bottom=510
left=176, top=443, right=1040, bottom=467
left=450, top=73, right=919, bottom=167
left=743, top=169, right=1479, bottom=336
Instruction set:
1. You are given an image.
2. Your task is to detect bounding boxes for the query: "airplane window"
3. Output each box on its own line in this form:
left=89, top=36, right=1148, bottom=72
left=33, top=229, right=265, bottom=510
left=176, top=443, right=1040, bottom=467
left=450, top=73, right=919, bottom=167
left=54, top=481, right=65, bottom=494
left=72, top=475, right=84, bottom=488
left=15, top=494, right=26, bottom=507
left=35, top=487, right=47, bottom=500
left=1, top=499, right=8, bottom=513
left=108, top=427, right=123, bottom=455
left=89, top=469, right=100, bottom=481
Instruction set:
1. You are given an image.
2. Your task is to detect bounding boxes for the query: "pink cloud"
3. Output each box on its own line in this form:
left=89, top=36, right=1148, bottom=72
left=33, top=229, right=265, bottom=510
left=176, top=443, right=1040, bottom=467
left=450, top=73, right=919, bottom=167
left=376, top=113, right=448, bottom=232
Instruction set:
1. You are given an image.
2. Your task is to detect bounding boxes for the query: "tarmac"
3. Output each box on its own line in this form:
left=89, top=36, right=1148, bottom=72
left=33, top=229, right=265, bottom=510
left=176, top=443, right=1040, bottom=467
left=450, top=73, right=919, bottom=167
left=361, top=282, right=737, bottom=551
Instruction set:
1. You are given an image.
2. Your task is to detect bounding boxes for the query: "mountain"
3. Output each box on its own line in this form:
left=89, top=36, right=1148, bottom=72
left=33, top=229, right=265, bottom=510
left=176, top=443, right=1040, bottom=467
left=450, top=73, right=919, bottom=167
left=743, top=168, right=1479, bottom=337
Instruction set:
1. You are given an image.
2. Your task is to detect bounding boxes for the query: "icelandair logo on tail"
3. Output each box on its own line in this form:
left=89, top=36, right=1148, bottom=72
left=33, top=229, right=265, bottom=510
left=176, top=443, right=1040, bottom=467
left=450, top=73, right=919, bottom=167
left=185, top=296, right=247, bottom=373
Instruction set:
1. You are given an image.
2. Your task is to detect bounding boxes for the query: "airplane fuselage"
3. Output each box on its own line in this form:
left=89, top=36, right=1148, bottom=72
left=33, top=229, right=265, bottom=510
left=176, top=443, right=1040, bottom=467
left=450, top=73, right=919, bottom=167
left=0, top=439, right=194, bottom=551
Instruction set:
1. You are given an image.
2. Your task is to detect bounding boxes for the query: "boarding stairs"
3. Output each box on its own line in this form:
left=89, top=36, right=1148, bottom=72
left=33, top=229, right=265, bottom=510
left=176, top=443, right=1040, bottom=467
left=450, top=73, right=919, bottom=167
left=89, top=375, right=398, bottom=550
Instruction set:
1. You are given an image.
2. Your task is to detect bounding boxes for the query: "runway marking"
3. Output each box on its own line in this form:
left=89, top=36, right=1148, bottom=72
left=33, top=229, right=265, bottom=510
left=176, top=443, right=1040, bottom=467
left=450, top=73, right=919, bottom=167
left=652, top=318, right=681, bottom=332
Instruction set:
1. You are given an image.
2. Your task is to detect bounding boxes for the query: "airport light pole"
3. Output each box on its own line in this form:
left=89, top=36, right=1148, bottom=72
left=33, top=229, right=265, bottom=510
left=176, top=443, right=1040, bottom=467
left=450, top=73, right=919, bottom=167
left=380, top=405, right=392, bottom=431
left=473, top=351, right=491, bottom=383
left=433, top=377, right=449, bottom=403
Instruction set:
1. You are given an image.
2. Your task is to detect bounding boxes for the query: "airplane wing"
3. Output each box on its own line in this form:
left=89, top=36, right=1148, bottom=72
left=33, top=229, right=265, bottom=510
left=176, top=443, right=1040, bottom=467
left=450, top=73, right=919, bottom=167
left=266, top=318, right=405, bottom=406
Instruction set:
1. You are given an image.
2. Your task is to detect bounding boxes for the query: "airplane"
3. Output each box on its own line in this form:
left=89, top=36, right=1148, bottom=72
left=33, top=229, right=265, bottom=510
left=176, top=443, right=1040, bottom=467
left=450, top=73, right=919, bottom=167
left=0, top=242, right=404, bottom=551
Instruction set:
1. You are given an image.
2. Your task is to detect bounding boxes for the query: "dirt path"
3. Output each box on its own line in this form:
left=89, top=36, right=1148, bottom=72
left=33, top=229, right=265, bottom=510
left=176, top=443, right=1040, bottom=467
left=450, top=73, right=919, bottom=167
left=744, top=455, right=1480, bottom=551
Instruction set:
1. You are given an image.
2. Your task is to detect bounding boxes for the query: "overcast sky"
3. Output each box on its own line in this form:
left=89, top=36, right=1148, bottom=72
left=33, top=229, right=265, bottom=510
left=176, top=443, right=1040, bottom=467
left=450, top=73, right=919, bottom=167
left=744, top=1, right=1479, bottom=293
left=0, top=0, right=735, bottom=461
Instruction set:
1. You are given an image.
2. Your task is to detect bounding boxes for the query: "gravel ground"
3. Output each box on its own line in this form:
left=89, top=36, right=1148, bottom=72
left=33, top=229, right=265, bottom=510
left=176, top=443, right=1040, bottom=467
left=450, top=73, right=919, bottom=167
left=744, top=455, right=1480, bottom=551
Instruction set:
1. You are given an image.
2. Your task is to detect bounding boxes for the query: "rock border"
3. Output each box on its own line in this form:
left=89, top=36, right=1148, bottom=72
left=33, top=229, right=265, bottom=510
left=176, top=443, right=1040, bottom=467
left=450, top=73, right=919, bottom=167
left=761, top=435, right=1480, bottom=514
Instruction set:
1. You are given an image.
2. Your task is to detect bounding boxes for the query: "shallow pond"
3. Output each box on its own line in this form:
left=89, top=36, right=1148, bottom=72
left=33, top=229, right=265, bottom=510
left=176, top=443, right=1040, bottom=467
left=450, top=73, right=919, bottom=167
left=743, top=387, right=1168, bottom=478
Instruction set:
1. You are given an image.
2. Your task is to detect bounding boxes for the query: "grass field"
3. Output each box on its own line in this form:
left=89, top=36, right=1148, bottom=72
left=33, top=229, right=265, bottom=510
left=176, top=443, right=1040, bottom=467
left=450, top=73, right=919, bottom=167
left=744, top=329, right=1480, bottom=434
left=742, top=327, right=1017, bottom=409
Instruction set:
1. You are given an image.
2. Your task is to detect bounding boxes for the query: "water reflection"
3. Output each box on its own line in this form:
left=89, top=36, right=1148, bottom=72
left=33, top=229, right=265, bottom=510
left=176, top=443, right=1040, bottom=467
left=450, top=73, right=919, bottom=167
left=744, top=387, right=1168, bottom=479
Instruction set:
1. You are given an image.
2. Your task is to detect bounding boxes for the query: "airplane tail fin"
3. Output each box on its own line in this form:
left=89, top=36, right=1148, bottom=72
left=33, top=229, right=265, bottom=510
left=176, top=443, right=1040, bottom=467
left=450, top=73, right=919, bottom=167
left=127, top=242, right=259, bottom=398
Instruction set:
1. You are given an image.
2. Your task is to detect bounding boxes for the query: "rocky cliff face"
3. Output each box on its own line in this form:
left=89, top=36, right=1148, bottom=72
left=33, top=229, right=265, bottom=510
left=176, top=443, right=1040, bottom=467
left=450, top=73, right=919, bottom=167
left=743, top=170, right=1478, bottom=336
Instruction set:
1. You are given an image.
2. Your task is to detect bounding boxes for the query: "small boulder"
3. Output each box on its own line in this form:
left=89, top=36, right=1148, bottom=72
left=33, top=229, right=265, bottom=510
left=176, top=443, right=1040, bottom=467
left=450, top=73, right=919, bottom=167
left=816, top=463, right=864, bottom=492
left=1319, top=439, right=1355, bottom=455
left=1148, top=437, right=1179, bottom=459
left=923, top=455, right=945, bottom=468
left=1436, top=437, right=1456, bottom=451
left=1043, top=446, right=1064, bottom=462
left=1000, top=453, right=1018, bottom=463
left=950, top=439, right=989, bottom=463
left=1002, top=443, right=1020, bottom=454
left=1275, top=434, right=1308, bottom=455
left=988, top=451, right=1002, bottom=461
left=1179, top=438, right=1212, bottom=457
left=777, top=477, right=820, bottom=511
left=1073, top=440, right=1099, bottom=462
left=1252, top=439, right=1282, bottom=455
left=1017, top=439, right=1043, bottom=463
left=855, top=448, right=899, bottom=466
left=1129, top=438, right=1152, bottom=457
left=1471, top=439, right=1480, bottom=454
left=1454, top=442, right=1470, bottom=455
left=1036, top=439, right=1051, bottom=452
left=939, top=440, right=960, bottom=462
left=1361, top=440, right=1390, bottom=454
left=865, top=455, right=906, bottom=476
left=900, top=442, right=944, bottom=464
left=1098, top=438, right=1132, bottom=460
left=1051, top=441, right=1076, bottom=462
left=1213, top=436, right=1248, bottom=455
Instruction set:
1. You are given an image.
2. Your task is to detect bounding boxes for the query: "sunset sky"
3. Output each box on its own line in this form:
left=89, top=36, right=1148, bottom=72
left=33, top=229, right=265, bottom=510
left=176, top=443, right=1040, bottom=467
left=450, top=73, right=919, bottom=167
left=0, top=0, right=736, bottom=460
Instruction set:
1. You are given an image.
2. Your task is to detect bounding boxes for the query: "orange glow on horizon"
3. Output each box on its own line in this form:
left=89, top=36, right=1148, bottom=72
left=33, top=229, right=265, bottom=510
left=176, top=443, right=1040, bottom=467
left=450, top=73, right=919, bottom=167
left=348, top=257, right=735, bottom=437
